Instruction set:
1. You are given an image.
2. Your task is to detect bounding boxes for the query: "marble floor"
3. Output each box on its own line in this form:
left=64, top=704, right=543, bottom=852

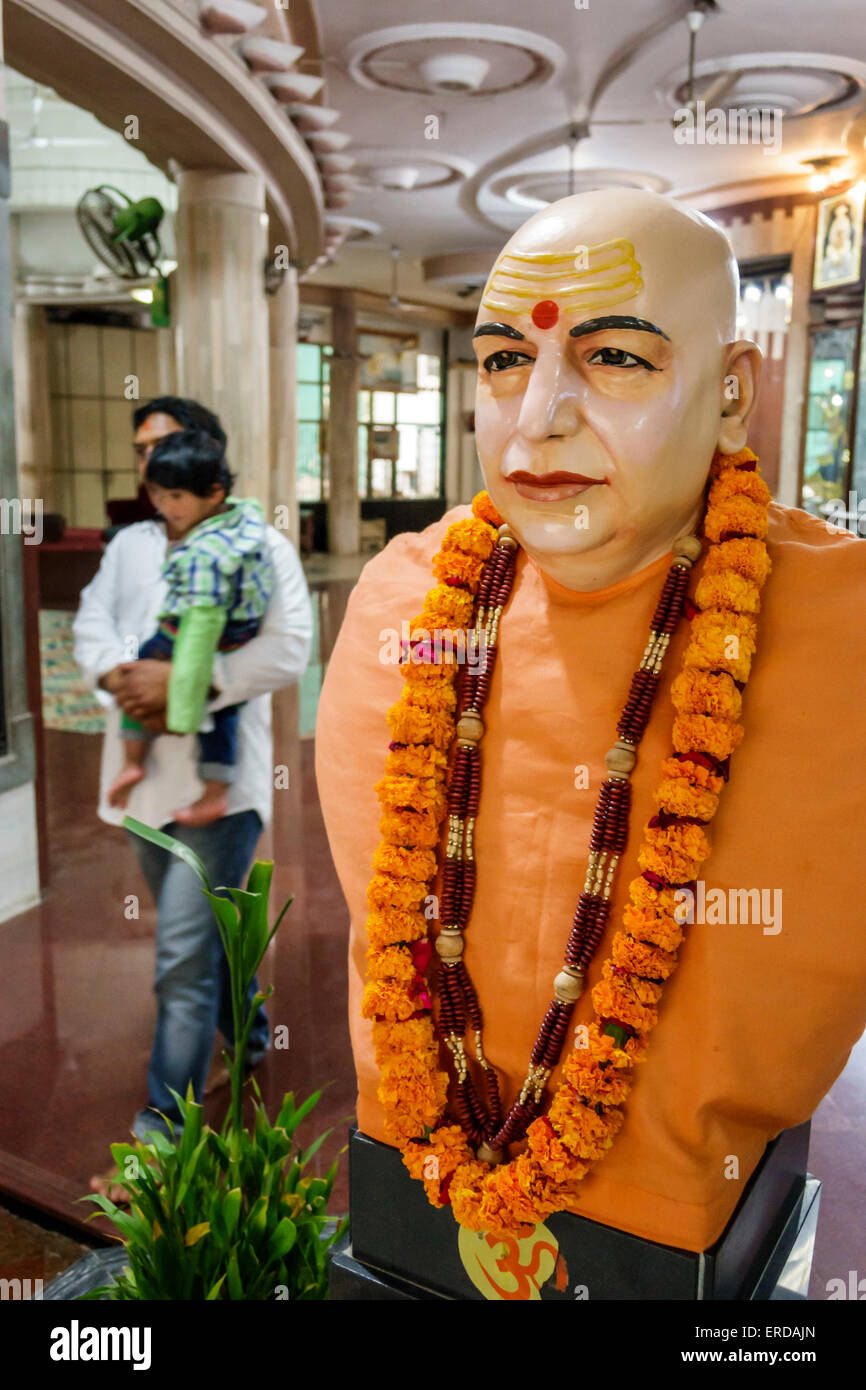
left=0, top=548, right=863, bottom=1298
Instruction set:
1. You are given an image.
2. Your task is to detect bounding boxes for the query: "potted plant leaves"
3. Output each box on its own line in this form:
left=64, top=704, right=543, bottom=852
left=53, top=816, right=346, bottom=1301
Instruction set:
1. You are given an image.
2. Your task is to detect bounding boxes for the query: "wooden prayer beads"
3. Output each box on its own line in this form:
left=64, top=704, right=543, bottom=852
left=433, top=529, right=700, bottom=1161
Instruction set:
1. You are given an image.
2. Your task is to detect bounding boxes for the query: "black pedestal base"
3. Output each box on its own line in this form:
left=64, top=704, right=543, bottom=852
left=329, top=1123, right=815, bottom=1301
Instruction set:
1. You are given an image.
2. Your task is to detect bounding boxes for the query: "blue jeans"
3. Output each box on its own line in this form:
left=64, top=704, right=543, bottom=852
left=127, top=809, right=269, bottom=1142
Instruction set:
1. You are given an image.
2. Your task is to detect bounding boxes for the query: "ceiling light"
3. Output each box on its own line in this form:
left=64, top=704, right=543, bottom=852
left=129, top=287, right=154, bottom=304
left=418, top=54, right=490, bottom=93
left=802, top=154, right=849, bottom=194
left=374, top=164, right=421, bottom=191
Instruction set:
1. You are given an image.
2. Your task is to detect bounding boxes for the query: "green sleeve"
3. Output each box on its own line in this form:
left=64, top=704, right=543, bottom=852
left=166, top=606, right=227, bottom=734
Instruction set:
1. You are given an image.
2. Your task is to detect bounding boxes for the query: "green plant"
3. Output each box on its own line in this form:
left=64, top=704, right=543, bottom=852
left=82, top=816, right=347, bottom=1300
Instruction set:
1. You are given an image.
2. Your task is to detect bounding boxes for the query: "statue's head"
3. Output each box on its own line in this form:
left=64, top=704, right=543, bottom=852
left=473, top=189, right=762, bottom=590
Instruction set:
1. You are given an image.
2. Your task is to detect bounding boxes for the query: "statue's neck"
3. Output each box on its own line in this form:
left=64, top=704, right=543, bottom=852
left=516, top=502, right=704, bottom=594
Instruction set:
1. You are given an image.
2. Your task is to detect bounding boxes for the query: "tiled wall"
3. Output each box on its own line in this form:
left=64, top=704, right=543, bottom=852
left=46, top=323, right=171, bottom=528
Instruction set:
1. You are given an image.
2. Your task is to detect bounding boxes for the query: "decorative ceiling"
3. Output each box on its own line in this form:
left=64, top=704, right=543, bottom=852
left=305, top=0, right=866, bottom=305
left=5, top=0, right=866, bottom=310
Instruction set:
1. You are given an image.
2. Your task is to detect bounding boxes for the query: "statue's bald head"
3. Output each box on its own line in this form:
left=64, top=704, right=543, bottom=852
left=481, top=188, right=739, bottom=347
left=472, top=189, right=761, bottom=592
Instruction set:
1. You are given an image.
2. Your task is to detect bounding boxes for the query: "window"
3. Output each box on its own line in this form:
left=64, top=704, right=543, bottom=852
left=296, top=343, right=330, bottom=502
left=357, top=352, right=443, bottom=500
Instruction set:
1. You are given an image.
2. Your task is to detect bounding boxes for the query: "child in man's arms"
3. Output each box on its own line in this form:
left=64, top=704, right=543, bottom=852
left=108, top=429, right=273, bottom=827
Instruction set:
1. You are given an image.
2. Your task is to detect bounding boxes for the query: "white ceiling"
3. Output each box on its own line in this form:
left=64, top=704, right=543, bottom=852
left=5, top=1, right=866, bottom=308
left=308, top=0, right=866, bottom=302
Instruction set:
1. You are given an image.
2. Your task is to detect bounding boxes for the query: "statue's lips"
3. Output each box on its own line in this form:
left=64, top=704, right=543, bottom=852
left=506, top=470, right=609, bottom=502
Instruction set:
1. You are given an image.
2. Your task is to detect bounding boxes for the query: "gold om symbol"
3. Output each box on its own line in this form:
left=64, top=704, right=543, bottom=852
left=458, top=1222, right=567, bottom=1301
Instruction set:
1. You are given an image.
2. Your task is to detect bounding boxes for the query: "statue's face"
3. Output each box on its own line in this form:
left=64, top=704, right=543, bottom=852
left=472, top=192, right=757, bottom=586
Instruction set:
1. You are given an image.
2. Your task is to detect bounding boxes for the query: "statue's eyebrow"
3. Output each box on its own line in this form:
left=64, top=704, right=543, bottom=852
left=569, top=315, right=670, bottom=342
left=473, top=322, right=526, bottom=341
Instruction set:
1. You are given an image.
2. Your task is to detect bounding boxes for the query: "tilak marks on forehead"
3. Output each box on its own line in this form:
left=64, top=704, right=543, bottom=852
left=482, top=237, right=644, bottom=327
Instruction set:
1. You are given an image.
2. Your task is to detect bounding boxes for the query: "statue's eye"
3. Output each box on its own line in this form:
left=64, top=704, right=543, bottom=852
left=587, top=346, right=659, bottom=372
left=483, top=349, right=534, bottom=373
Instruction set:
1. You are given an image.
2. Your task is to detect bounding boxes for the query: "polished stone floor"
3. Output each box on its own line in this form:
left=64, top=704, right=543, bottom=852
left=0, top=549, right=864, bottom=1297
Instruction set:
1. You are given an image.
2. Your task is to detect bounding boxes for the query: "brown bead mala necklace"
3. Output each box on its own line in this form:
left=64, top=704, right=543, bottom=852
left=434, top=521, right=703, bottom=1165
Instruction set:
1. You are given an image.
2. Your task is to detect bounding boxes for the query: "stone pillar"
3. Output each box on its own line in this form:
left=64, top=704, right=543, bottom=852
left=12, top=303, right=55, bottom=510
left=327, top=296, right=360, bottom=555
left=174, top=171, right=270, bottom=501
left=268, top=265, right=301, bottom=742
left=268, top=265, right=299, bottom=548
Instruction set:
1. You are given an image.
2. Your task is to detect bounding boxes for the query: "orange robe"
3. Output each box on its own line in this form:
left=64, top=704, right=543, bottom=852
left=315, top=501, right=866, bottom=1252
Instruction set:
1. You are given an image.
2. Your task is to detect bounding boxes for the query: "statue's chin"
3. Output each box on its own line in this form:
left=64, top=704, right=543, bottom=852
left=494, top=500, right=617, bottom=557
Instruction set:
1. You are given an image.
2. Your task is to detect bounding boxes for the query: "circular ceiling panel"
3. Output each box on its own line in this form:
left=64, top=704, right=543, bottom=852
left=489, top=167, right=669, bottom=210
left=351, top=146, right=474, bottom=193
left=344, top=23, right=566, bottom=97
left=661, top=52, right=865, bottom=120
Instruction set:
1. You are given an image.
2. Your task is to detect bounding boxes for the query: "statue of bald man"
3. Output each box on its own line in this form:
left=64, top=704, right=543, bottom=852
left=316, top=190, right=866, bottom=1263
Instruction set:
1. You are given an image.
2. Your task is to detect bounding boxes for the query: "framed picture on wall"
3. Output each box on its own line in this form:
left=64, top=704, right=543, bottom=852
left=813, top=184, right=866, bottom=292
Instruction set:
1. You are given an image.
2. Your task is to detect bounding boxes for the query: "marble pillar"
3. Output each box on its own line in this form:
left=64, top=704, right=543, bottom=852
left=12, top=303, right=55, bottom=510
left=268, top=264, right=299, bottom=549
left=174, top=170, right=270, bottom=501
left=326, top=296, right=360, bottom=556
left=268, top=265, right=301, bottom=742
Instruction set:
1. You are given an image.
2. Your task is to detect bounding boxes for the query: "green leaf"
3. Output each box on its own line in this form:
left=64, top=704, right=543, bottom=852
left=122, top=817, right=212, bottom=892
left=175, top=1135, right=209, bottom=1208
left=269, top=1217, right=297, bottom=1260
left=206, top=1274, right=227, bottom=1300
left=244, top=858, right=274, bottom=903
left=299, top=1128, right=333, bottom=1169
left=290, top=1089, right=322, bottom=1131
left=248, top=1194, right=269, bottom=1238
left=223, top=1187, right=242, bottom=1239
left=203, top=890, right=242, bottom=952
left=603, top=1022, right=629, bottom=1049
left=177, top=1094, right=204, bottom=1164
left=82, top=1195, right=148, bottom=1244
left=227, top=886, right=270, bottom=987
left=225, top=1252, right=243, bottom=1300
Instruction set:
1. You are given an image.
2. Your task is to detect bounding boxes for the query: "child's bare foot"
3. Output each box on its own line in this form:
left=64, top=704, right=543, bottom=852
left=89, top=1166, right=133, bottom=1205
left=172, top=787, right=228, bottom=827
left=108, top=765, right=146, bottom=808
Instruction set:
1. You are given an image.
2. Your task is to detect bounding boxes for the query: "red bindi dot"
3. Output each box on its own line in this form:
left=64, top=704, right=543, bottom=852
left=531, top=299, right=559, bottom=330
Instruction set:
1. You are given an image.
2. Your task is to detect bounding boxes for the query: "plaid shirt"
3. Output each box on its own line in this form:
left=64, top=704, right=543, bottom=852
left=160, top=497, right=273, bottom=624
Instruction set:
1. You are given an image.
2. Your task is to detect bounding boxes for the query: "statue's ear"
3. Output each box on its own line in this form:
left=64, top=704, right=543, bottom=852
left=717, top=341, right=763, bottom=455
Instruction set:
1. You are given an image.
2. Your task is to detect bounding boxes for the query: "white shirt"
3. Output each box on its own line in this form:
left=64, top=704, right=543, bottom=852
left=73, top=519, right=314, bottom=830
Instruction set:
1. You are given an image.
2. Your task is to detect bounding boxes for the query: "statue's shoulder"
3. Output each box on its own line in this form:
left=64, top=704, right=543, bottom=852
left=766, top=501, right=866, bottom=579
left=349, top=503, right=474, bottom=615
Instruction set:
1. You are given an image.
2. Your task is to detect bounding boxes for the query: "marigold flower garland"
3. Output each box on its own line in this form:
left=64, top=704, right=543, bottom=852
left=361, top=447, right=772, bottom=1238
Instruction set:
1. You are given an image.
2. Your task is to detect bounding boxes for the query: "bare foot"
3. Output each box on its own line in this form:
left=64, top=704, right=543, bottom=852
left=108, top=765, right=146, bottom=808
left=172, top=789, right=229, bottom=827
left=89, top=1167, right=133, bottom=1205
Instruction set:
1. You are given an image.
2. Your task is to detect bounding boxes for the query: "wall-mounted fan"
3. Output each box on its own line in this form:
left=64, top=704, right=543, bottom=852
left=76, top=186, right=165, bottom=280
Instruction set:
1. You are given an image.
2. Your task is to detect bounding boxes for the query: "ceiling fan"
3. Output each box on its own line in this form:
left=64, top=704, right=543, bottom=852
left=11, top=84, right=110, bottom=150
left=385, top=244, right=431, bottom=316
left=587, top=0, right=731, bottom=132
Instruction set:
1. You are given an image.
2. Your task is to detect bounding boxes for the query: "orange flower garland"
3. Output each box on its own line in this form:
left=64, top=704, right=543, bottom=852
left=361, top=446, right=772, bottom=1237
